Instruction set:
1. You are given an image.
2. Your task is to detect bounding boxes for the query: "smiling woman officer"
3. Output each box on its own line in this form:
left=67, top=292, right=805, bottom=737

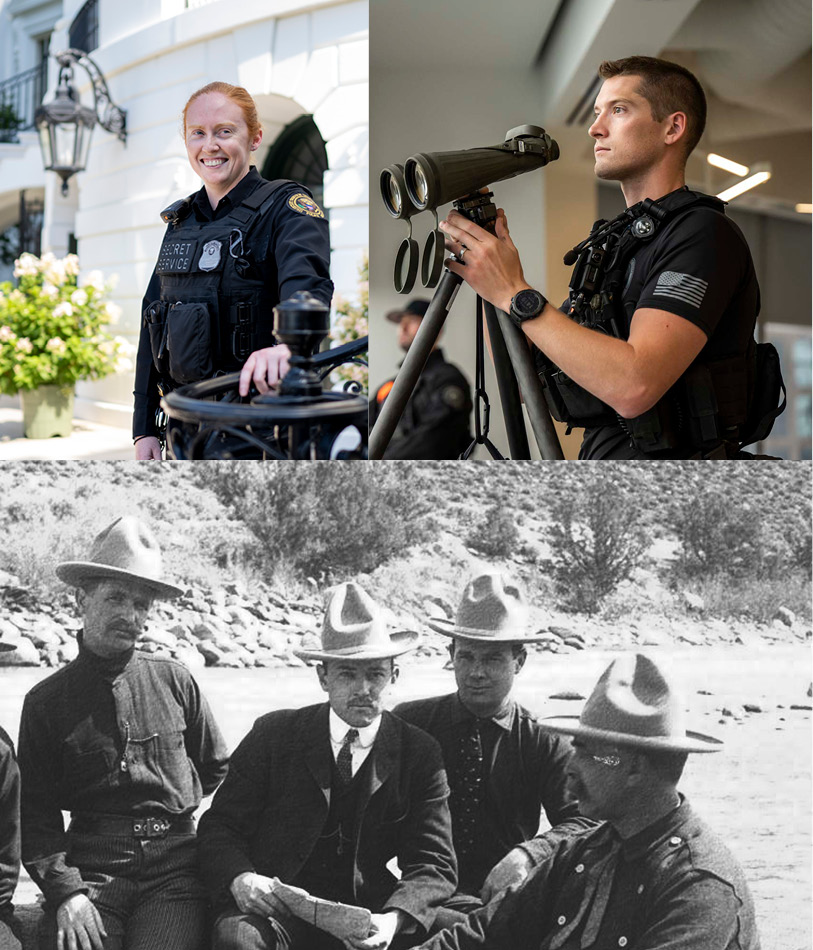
left=132, top=82, right=333, bottom=459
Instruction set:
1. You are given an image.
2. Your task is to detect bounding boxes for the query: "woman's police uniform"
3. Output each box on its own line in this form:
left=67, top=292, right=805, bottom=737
left=133, top=167, right=333, bottom=440
left=536, top=187, right=768, bottom=459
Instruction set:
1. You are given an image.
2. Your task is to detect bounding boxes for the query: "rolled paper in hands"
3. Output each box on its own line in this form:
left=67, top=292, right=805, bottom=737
left=270, top=879, right=373, bottom=941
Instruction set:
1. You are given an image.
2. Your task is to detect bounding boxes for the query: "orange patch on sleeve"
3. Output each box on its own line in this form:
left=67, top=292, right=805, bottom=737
left=377, top=380, right=395, bottom=403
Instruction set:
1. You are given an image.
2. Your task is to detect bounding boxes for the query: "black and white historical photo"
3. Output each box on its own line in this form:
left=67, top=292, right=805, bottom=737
left=0, top=460, right=810, bottom=950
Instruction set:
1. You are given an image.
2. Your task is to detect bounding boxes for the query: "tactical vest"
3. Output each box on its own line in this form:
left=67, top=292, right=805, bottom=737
left=144, top=178, right=303, bottom=385
left=538, top=189, right=764, bottom=455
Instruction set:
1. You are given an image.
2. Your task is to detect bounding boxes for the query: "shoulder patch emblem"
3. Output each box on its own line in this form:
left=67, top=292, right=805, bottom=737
left=441, top=385, right=466, bottom=410
left=288, top=193, right=325, bottom=218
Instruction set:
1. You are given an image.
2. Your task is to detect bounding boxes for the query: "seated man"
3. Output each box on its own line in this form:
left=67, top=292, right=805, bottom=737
left=0, top=707, right=21, bottom=950
left=414, top=653, right=760, bottom=950
left=17, top=517, right=229, bottom=950
left=395, top=573, right=589, bottom=929
left=198, top=582, right=457, bottom=950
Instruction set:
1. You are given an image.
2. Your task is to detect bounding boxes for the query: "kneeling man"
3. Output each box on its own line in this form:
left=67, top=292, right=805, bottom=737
left=416, top=653, right=760, bottom=950
left=198, top=582, right=457, bottom=950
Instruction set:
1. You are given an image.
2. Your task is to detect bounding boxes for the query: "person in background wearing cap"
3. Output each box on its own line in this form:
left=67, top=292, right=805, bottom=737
left=395, top=573, right=588, bottom=931
left=414, top=653, right=760, bottom=950
left=370, top=299, right=472, bottom=459
left=0, top=641, right=21, bottom=950
left=17, top=517, right=229, bottom=950
left=198, top=582, right=457, bottom=950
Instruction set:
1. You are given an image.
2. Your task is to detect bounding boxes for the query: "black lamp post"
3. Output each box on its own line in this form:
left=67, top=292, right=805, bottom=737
left=35, top=49, right=126, bottom=196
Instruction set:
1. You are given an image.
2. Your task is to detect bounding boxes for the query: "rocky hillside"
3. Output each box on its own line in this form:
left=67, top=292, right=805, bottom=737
left=0, top=460, right=809, bottom=670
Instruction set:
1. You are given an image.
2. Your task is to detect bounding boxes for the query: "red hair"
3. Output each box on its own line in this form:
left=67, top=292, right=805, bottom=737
left=182, top=82, right=262, bottom=142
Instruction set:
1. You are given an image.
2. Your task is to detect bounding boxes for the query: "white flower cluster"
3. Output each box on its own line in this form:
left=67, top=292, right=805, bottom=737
left=45, top=337, right=67, bottom=355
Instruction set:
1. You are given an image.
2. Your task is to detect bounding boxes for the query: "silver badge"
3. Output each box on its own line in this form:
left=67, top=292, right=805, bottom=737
left=199, top=240, right=222, bottom=271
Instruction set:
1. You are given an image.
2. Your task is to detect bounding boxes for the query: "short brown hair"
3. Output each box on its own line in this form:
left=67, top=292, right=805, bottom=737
left=182, top=81, right=262, bottom=143
left=598, top=56, right=706, bottom=158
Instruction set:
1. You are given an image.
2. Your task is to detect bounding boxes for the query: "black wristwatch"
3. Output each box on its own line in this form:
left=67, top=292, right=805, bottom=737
left=508, top=288, right=547, bottom=326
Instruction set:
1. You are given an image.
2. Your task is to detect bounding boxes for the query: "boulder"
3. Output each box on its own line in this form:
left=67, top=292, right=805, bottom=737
left=58, top=641, right=79, bottom=664
left=228, top=606, right=258, bottom=627
left=773, top=607, right=795, bottom=627
left=174, top=646, right=206, bottom=672
left=683, top=591, right=704, bottom=612
left=0, top=636, right=40, bottom=666
left=258, top=629, right=290, bottom=653
left=141, top=629, right=178, bottom=650
left=196, top=642, right=225, bottom=666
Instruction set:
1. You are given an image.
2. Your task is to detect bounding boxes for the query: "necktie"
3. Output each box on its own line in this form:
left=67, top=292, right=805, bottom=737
left=336, top=728, right=358, bottom=784
left=455, top=719, right=484, bottom=859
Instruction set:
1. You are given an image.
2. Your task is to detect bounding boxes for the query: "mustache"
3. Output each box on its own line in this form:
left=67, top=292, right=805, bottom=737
left=110, top=621, right=141, bottom=636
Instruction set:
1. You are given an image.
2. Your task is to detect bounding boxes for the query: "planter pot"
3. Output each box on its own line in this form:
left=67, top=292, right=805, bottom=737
left=19, top=385, right=75, bottom=439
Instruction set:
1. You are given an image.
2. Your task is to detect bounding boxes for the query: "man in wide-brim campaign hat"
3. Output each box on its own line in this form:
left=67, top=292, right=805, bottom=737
left=17, top=516, right=228, bottom=950
left=414, top=652, right=760, bottom=950
left=198, top=581, right=457, bottom=950
left=396, top=572, right=590, bottom=931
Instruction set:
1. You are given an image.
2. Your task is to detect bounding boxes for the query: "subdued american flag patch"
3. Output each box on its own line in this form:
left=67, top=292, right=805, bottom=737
left=653, top=270, right=708, bottom=308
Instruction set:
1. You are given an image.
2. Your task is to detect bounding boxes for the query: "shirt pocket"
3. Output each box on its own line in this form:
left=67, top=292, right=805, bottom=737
left=63, top=746, right=114, bottom=798
left=127, top=716, right=197, bottom=802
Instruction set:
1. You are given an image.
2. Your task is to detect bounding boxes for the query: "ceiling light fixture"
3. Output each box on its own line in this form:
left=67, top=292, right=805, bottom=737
left=707, top=153, right=749, bottom=177
left=716, top=166, right=771, bottom=203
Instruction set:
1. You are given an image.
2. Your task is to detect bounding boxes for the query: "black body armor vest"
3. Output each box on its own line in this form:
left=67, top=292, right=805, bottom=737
left=537, top=189, right=773, bottom=455
left=144, top=179, right=302, bottom=385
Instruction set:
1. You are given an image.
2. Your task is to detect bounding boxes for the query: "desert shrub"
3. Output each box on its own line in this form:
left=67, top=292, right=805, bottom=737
left=198, top=462, right=431, bottom=579
left=668, top=489, right=802, bottom=582
left=465, top=503, right=520, bottom=559
left=547, top=480, right=649, bottom=614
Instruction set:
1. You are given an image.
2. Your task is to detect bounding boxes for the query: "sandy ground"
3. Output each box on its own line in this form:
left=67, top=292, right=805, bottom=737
left=1, top=644, right=810, bottom=950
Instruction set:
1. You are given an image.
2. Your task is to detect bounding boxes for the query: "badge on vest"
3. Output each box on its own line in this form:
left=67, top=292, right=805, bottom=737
left=156, top=239, right=197, bottom=274
left=288, top=193, right=325, bottom=218
left=199, top=240, right=222, bottom=271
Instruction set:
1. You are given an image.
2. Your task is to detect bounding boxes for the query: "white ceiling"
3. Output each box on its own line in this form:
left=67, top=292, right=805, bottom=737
left=371, top=0, right=812, bottom=205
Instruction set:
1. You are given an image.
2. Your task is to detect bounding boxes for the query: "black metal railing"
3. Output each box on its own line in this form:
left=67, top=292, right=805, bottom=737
left=69, top=0, right=99, bottom=54
left=0, top=61, right=48, bottom=142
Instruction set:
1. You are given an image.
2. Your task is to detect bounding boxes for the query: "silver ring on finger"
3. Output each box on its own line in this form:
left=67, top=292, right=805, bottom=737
left=458, top=245, right=468, bottom=261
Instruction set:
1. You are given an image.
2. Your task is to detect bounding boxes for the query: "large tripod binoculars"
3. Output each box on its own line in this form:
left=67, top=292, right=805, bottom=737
left=370, top=126, right=564, bottom=461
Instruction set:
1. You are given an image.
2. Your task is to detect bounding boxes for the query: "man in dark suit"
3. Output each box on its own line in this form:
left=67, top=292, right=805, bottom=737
left=198, top=582, right=457, bottom=950
left=395, top=573, right=588, bottom=930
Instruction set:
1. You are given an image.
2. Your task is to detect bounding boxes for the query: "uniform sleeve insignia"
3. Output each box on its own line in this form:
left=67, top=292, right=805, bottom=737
left=288, top=193, right=325, bottom=218
left=442, top=386, right=466, bottom=409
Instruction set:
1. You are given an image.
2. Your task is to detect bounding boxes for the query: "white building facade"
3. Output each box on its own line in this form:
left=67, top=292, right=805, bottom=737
left=0, top=0, right=368, bottom=427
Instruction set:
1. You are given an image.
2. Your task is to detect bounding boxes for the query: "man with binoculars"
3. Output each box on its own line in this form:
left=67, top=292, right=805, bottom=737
left=439, top=56, right=764, bottom=460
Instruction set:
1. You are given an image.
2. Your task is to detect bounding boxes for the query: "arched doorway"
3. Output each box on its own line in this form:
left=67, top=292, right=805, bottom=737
left=261, top=114, right=328, bottom=210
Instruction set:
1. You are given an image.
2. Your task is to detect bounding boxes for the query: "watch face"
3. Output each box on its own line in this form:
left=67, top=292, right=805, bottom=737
left=514, top=289, right=544, bottom=316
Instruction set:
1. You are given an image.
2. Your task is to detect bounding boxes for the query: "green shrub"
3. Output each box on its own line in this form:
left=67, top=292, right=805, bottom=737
left=548, top=481, right=649, bottom=614
left=465, top=503, right=520, bottom=559
left=198, top=462, right=430, bottom=579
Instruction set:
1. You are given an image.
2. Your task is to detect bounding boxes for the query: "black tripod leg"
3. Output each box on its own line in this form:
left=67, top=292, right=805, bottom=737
left=369, top=269, right=463, bottom=459
left=482, top=302, right=565, bottom=460
left=482, top=299, right=532, bottom=460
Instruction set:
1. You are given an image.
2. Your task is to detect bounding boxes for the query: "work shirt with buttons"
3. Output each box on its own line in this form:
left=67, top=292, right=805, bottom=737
left=416, top=797, right=760, bottom=950
left=17, top=636, right=229, bottom=905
